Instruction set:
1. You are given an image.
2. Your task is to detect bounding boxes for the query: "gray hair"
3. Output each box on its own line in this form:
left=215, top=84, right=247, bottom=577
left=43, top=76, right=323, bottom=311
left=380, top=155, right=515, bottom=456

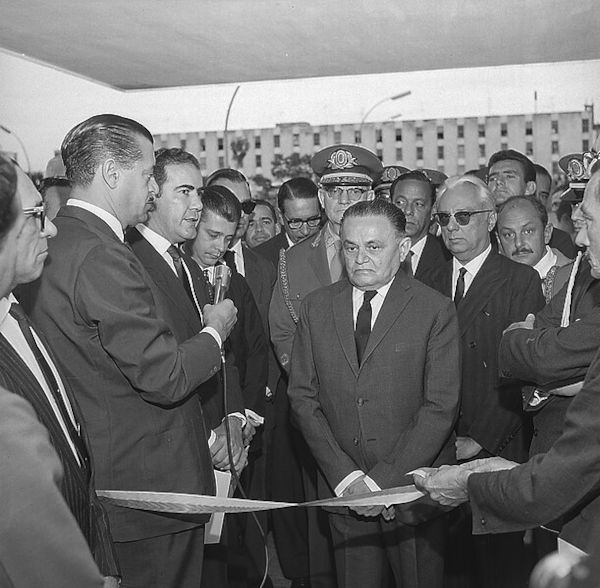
left=436, top=175, right=496, bottom=212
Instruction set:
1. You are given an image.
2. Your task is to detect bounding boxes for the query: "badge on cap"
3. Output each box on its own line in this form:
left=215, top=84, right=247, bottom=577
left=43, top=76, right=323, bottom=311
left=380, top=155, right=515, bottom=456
left=327, top=149, right=358, bottom=170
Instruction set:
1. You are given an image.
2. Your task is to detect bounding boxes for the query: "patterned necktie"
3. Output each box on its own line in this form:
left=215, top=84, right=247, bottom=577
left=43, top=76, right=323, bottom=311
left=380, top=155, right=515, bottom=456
left=355, top=291, right=377, bottom=364
left=9, top=303, right=90, bottom=471
left=454, top=267, right=467, bottom=305
left=329, top=239, right=345, bottom=282
left=223, top=250, right=237, bottom=273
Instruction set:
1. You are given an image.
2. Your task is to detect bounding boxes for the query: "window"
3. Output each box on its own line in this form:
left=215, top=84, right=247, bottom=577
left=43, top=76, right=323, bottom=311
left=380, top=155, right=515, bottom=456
left=457, top=144, right=465, bottom=159
left=526, top=142, right=533, bottom=156
left=501, top=141, right=508, bottom=151
left=583, top=139, right=590, bottom=151
left=200, top=138, right=206, bottom=151
left=551, top=120, right=559, bottom=134
left=180, top=138, right=187, bottom=151
left=416, top=127, right=423, bottom=140
left=395, top=128, right=402, bottom=142
left=395, top=148, right=403, bottom=161
left=376, top=148, right=383, bottom=161
left=437, top=146, right=444, bottom=160
left=583, top=118, right=590, bottom=133
left=437, top=126, right=444, bottom=140
left=354, top=130, right=361, bottom=144
left=500, top=123, right=508, bottom=137
left=375, top=129, right=382, bottom=143
left=313, top=132, right=320, bottom=146
left=525, top=121, right=533, bottom=136
left=552, top=140, right=559, bottom=155
left=416, top=146, right=423, bottom=160
left=479, top=144, right=486, bottom=158
left=274, top=135, right=280, bottom=148
left=255, top=136, right=261, bottom=149
left=457, top=164, right=465, bottom=175
left=218, top=156, right=224, bottom=168
left=255, top=154, right=262, bottom=168
left=457, top=125, right=464, bottom=139
left=293, top=133, right=300, bottom=147
left=334, top=131, right=341, bottom=143
left=478, top=124, right=485, bottom=138
left=199, top=156, right=206, bottom=171
left=217, top=137, right=224, bottom=150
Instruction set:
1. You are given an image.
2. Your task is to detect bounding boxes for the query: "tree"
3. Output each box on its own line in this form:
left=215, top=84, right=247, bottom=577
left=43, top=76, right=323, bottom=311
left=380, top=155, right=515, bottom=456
left=250, top=174, right=272, bottom=199
left=230, top=136, right=250, bottom=169
left=271, top=153, right=313, bottom=181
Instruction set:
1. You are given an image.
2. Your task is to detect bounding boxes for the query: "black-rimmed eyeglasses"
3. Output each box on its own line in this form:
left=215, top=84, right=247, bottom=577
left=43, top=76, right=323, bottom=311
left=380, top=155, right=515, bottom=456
left=284, top=214, right=322, bottom=230
left=23, top=204, right=46, bottom=230
left=433, top=210, right=492, bottom=227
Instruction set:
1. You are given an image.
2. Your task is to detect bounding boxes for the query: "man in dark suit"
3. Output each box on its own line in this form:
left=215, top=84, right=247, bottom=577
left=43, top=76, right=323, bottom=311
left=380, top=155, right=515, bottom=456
left=389, top=169, right=450, bottom=289
left=288, top=198, right=460, bottom=588
left=22, top=115, right=238, bottom=588
left=0, top=154, right=118, bottom=585
left=432, top=175, right=545, bottom=587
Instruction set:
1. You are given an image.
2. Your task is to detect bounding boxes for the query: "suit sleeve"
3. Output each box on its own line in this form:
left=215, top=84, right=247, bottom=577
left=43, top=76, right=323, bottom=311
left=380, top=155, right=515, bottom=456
left=469, top=348, right=600, bottom=535
left=0, top=389, right=104, bottom=588
left=75, top=243, right=222, bottom=406
left=287, top=299, right=360, bottom=485
left=367, top=300, right=461, bottom=487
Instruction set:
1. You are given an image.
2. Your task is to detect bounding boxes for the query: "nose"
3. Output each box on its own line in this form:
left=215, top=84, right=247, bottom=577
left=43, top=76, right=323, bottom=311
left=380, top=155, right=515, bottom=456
left=337, top=188, right=350, bottom=205
left=299, top=223, right=310, bottom=236
left=514, top=231, right=525, bottom=249
left=42, top=218, right=58, bottom=239
left=575, top=224, right=589, bottom=248
left=216, top=237, right=229, bottom=256
left=149, top=176, right=159, bottom=195
left=189, top=191, right=202, bottom=212
left=446, top=215, right=460, bottom=232
left=355, top=247, right=369, bottom=264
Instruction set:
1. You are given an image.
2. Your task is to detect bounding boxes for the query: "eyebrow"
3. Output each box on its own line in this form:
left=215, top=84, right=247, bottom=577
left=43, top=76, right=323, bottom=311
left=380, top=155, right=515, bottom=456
left=176, top=184, right=196, bottom=191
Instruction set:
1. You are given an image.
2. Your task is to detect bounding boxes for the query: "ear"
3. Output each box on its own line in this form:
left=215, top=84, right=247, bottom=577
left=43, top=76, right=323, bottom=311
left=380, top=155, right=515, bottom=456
left=366, top=189, right=375, bottom=202
left=525, top=180, right=537, bottom=196
left=543, top=222, right=553, bottom=245
left=487, top=210, right=498, bottom=232
left=101, top=159, right=119, bottom=190
left=317, top=188, right=326, bottom=209
left=398, top=236, right=412, bottom=262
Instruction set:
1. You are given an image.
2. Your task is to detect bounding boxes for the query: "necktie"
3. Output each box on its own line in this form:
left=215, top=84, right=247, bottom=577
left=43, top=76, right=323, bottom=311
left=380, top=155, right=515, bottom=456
left=223, top=250, right=237, bottom=273
left=454, top=267, right=467, bottom=305
left=405, top=250, right=414, bottom=276
left=203, top=269, right=215, bottom=303
left=355, top=290, right=377, bottom=364
left=167, top=245, right=194, bottom=301
left=9, top=303, right=90, bottom=471
left=329, top=239, right=345, bottom=282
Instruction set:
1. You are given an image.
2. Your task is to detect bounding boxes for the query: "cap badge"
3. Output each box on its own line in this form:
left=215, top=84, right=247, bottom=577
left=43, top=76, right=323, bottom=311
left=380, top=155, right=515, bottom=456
left=382, top=167, right=399, bottom=182
left=327, top=149, right=358, bottom=170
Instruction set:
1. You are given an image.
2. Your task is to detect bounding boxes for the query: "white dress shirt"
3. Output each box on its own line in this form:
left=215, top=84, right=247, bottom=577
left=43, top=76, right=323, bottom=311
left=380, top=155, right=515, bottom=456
left=335, top=278, right=396, bottom=497
left=452, top=244, right=492, bottom=299
left=229, top=240, right=246, bottom=277
left=409, top=234, right=428, bottom=275
left=534, top=246, right=558, bottom=280
left=67, top=198, right=124, bottom=242
left=1, top=294, right=81, bottom=464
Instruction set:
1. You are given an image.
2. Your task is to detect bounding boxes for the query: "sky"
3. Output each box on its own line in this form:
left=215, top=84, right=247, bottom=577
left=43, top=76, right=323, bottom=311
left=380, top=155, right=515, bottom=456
left=1, top=50, right=600, bottom=172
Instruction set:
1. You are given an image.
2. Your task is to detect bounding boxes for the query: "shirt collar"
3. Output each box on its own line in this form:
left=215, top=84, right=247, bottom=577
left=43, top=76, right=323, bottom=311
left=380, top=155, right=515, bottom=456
left=67, top=198, right=124, bottom=242
left=534, top=246, right=558, bottom=279
left=453, top=243, right=492, bottom=277
left=352, top=277, right=395, bottom=303
left=136, top=224, right=173, bottom=255
left=410, top=234, right=427, bottom=256
left=230, top=239, right=243, bottom=257
left=324, top=222, right=340, bottom=247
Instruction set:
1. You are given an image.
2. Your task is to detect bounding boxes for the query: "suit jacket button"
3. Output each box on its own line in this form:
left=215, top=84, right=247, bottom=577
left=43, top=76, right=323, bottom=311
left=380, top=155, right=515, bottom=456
left=353, top=437, right=359, bottom=446
left=357, top=398, right=364, bottom=406
left=481, top=518, right=486, bottom=525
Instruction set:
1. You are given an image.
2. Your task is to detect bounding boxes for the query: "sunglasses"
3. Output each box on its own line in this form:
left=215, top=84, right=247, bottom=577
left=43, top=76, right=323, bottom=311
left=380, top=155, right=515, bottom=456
left=23, top=204, right=46, bottom=230
left=284, top=214, right=322, bottom=230
left=241, top=200, right=256, bottom=215
left=433, top=210, right=492, bottom=227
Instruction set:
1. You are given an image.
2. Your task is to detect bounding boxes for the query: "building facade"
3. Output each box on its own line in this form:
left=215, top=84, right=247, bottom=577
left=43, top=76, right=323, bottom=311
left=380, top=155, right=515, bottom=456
left=155, top=106, right=595, bottom=184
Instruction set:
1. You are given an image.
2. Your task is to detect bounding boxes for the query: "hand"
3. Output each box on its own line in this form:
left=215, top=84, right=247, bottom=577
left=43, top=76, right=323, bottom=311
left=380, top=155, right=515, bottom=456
left=456, top=436, right=483, bottom=461
left=343, top=477, right=383, bottom=517
left=413, top=464, right=471, bottom=507
left=529, top=551, right=585, bottom=588
left=103, top=577, right=120, bottom=588
left=203, top=299, right=237, bottom=341
left=210, top=417, right=244, bottom=471
left=503, top=313, right=535, bottom=334
left=242, top=420, right=256, bottom=447
left=461, top=456, right=518, bottom=473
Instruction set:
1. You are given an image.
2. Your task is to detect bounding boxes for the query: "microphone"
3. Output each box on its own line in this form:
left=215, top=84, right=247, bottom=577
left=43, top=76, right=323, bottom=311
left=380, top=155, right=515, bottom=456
left=213, top=264, right=232, bottom=303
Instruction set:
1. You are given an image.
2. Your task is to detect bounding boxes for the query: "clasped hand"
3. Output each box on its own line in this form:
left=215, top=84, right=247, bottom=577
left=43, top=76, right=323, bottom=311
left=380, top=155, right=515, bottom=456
left=210, top=417, right=247, bottom=474
left=342, top=477, right=395, bottom=521
left=203, top=299, right=237, bottom=341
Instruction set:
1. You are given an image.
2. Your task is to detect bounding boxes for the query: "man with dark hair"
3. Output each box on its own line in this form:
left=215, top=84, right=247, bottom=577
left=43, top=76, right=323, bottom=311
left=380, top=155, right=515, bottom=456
left=0, top=153, right=118, bottom=585
left=497, top=195, right=573, bottom=301
left=288, top=197, right=460, bottom=588
left=245, top=198, right=280, bottom=249
left=534, top=163, right=553, bottom=208
left=487, top=149, right=537, bottom=207
left=255, top=176, right=322, bottom=267
left=21, top=115, right=237, bottom=588
left=389, top=170, right=450, bottom=289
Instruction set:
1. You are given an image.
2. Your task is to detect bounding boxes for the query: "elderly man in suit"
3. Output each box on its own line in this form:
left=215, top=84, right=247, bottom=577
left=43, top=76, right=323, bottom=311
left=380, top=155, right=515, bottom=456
left=0, top=154, right=118, bottom=585
left=21, top=115, right=238, bottom=588
left=288, top=198, right=460, bottom=588
left=389, top=169, right=450, bottom=289
left=431, top=175, right=545, bottom=587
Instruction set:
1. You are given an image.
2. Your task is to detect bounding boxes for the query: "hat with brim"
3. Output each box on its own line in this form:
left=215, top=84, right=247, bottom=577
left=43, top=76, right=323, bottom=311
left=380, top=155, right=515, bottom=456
left=312, top=144, right=383, bottom=186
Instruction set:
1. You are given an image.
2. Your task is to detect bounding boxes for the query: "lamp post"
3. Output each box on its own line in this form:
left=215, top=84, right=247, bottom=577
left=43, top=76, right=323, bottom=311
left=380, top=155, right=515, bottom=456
left=359, top=91, right=412, bottom=137
left=0, top=124, right=32, bottom=173
left=224, top=85, right=241, bottom=168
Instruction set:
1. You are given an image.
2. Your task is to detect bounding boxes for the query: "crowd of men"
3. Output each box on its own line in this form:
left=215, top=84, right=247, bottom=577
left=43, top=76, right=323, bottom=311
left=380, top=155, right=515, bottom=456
left=1, top=111, right=600, bottom=588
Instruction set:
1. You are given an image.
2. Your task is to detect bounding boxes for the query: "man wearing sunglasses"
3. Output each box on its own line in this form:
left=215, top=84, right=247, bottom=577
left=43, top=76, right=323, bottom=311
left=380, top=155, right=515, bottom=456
left=432, top=175, right=544, bottom=588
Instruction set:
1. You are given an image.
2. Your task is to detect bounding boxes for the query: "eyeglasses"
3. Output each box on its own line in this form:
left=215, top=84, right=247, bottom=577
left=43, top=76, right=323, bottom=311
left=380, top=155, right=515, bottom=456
left=433, top=210, right=492, bottom=227
left=240, top=200, right=256, bottom=215
left=284, top=214, right=322, bottom=230
left=322, top=185, right=370, bottom=202
left=23, top=204, right=46, bottom=230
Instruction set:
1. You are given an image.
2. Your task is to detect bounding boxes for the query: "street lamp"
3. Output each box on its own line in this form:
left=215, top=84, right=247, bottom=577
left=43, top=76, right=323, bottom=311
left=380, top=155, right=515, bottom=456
left=224, top=85, right=241, bottom=168
left=359, top=91, right=412, bottom=136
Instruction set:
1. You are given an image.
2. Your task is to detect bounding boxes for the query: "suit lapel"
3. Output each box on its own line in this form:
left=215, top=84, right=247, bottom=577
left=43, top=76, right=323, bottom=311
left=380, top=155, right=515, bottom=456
left=332, top=283, right=359, bottom=376
left=360, top=272, right=414, bottom=368
left=456, top=252, right=507, bottom=336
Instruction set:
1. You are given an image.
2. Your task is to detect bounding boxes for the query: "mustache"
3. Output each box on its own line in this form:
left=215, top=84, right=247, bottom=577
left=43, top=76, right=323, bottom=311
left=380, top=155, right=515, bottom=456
left=513, top=247, right=533, bottom=256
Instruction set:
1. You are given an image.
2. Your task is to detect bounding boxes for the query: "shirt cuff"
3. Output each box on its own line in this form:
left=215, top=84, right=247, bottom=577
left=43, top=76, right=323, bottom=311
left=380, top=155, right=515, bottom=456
left=208, top=430, right=217, bottom=448
left=363, top=475, right=382, bottom=493
left=334, top=470, right=365, bottom=497
left=201, top=326, right=222, bottom=348
left=226, top=412, right=247, bottom=427
left=245, top=408, right=264, bottom=426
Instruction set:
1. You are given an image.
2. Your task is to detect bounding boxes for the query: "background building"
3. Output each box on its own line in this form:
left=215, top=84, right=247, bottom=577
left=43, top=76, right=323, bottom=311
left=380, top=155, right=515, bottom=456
left=155, top=105, right=595, bottom=188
